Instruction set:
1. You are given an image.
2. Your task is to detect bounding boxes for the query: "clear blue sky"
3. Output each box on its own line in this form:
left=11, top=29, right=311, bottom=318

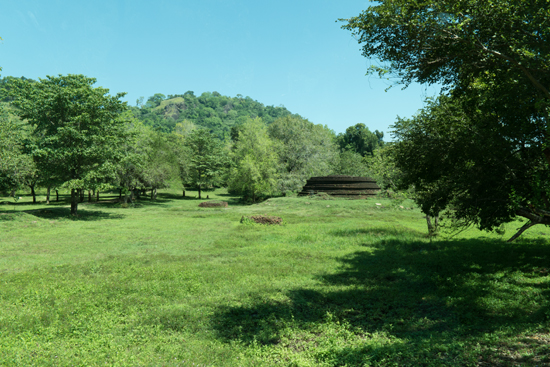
left=0, top=0, right=439, bottom=137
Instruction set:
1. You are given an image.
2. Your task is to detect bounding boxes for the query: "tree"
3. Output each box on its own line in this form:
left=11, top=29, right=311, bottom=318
left=228, top=118, right=278, bottom=202
left=335, top=149, right=369, bottom=177
left=393, top=94, right=550, bottom=241
left=181, top=129, right=227, bottom=199
left=0, top=105, right=35, bottom=194
left=342, top=1, right=550, bottom=105
left=343, top=1, right=550, bottom=239
left=336, top=123, right=384, bottom=157
left=8, top=74, right=128, bottom=215
left=268, top=116, right=339, bottom=194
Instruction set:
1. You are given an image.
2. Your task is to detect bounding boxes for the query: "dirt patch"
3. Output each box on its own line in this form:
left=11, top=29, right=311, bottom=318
left=242, top=215, right=283, bottom=225
left=198, top=201, right=228, bottom=208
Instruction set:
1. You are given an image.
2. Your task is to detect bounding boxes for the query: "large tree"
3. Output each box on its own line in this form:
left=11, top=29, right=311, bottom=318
left=268, top=116, right=339, bottom=194
left=343, top=0, right=550, bottom=239
left=228, top=118, right=278, bottom=202
left=8, top=74, right=128, bottom=215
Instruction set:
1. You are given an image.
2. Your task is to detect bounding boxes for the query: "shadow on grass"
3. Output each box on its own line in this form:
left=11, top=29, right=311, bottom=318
left=209, top=232, right=550, bottom=364
left=15, top=207, right=125, bottom=221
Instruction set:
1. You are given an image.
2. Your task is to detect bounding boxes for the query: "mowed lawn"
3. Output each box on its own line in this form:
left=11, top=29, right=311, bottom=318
left=1, top=189, right=549, bottom=366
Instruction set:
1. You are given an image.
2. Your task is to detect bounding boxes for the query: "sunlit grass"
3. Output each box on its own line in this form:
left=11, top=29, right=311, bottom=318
left=1, top=188, right=549, bottom=366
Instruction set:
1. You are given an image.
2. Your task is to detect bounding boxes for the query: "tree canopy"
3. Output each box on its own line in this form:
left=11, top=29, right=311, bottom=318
left=344, top=0, right=550, bottom=240
left=335, top=123, right=384, bottom=157
left=7, top=74, right=128, bottom=215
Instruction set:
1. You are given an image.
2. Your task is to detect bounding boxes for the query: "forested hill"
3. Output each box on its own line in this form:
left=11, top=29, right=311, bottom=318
left=0, top=77, right=301, bottom=140
left=130, top=91, right=302, bottom=139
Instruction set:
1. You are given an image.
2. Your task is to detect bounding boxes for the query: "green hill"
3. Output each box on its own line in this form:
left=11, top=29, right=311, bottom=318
left=132, top=91, right=301, bottom=139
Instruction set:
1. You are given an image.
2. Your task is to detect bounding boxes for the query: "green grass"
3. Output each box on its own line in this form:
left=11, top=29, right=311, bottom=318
left=1, top=189, right=549, bottom=366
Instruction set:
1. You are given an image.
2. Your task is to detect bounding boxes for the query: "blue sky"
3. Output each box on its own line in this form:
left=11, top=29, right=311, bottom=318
left=0, top=0, right=439, bottom=137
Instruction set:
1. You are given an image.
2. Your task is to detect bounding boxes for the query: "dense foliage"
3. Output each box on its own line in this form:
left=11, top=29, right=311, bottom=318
left=130, top=91, right=300, bottom=139
left=7, top=75, right=128, bottom=215
left=344, top=0, right=550, bottom=240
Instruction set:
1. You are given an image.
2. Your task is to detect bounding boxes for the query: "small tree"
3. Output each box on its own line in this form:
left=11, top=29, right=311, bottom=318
left=182, top=129, right=227, bottom=199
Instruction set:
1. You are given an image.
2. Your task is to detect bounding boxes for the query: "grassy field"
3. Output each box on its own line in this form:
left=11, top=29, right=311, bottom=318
left=1, top=189, right=549, bottom=366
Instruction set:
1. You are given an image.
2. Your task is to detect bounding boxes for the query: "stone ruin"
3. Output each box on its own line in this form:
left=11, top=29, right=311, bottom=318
left=198, top=201, right=228, bottom=208
left=298, top=175, right=380, bottom=199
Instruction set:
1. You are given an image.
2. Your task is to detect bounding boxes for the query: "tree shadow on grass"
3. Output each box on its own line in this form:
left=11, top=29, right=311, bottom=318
left=210, top=230, right=550, bottom=364
left=19, top=207, right=125, bottom=221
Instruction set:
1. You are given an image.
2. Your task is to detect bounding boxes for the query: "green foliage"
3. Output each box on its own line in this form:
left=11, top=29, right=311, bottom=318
left=133, top=91, right=299, bottom=139
left=181, top=129, right=228, bottom=199
left=392, top=95, right=550, bottom=238
left=268, top=116, right=339, bottom=194
left=344, top=0, right=550, bottom=240
left=228, top=118, right=278, bottom=202
left=334, top=149, right=369, bottom=177
left=365, top=144, right=402, bottom=193
left=6, top=74, right=128, bottom=215
left=335, top=123, right=384, bottom=157
left=0, top=105, right=35, bottom=193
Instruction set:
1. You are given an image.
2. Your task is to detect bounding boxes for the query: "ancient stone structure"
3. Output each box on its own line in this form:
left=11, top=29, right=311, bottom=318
left=198, top=201, right=228, bottom=208
left=298, top=175, right=380, bottom=198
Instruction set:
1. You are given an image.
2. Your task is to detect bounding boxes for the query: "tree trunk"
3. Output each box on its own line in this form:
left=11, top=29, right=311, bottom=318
left=183, top=190, right=185, bottom=197
left=96, top=191, right=99, bottom=201
left=56, top=189, right=59, bottom=202
left=198, top=185, right=202, bottom=199
left=79, top=189, right=84, bottom=202
left=30, top=184, right=36, bottom=204
left=119, top=188, right=122, bottom=199
left=46, top=186, right=50, bottom=204
left=71, top=189, right=78, bottom=215
left=426, top=215, right=439, bottom=237
left=153, top=187, right=157, bottom=200
left=508, top=221, right=536, bottom=242
left=88, top=190, right=92, bottom=202
left=136, top=189, right=141, bottom=200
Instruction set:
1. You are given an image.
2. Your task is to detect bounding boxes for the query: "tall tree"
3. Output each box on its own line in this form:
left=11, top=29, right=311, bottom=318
left=8, top=74, right=128, bottom=215
left=181, top=129, right=227, bottom=199
left=228, top=118, right=278, bottom=202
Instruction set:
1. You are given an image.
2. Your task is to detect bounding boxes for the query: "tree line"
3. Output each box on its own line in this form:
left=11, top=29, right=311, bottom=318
left=0, top=74, right=385, bottom=215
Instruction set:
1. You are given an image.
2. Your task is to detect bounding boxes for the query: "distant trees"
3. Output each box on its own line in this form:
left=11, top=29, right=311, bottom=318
left=336, top=123, right=384, bottom=157
left=268, top=116, right=339, bottom=194
left=181, top=129, right=228, bottom=199
left=2, top=73, right=389, bottom=208
left=131, top=91, right=299, bottom=138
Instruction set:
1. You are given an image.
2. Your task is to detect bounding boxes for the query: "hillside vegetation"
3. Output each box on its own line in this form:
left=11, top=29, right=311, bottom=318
left=132, top=91, right=299, bottom=138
